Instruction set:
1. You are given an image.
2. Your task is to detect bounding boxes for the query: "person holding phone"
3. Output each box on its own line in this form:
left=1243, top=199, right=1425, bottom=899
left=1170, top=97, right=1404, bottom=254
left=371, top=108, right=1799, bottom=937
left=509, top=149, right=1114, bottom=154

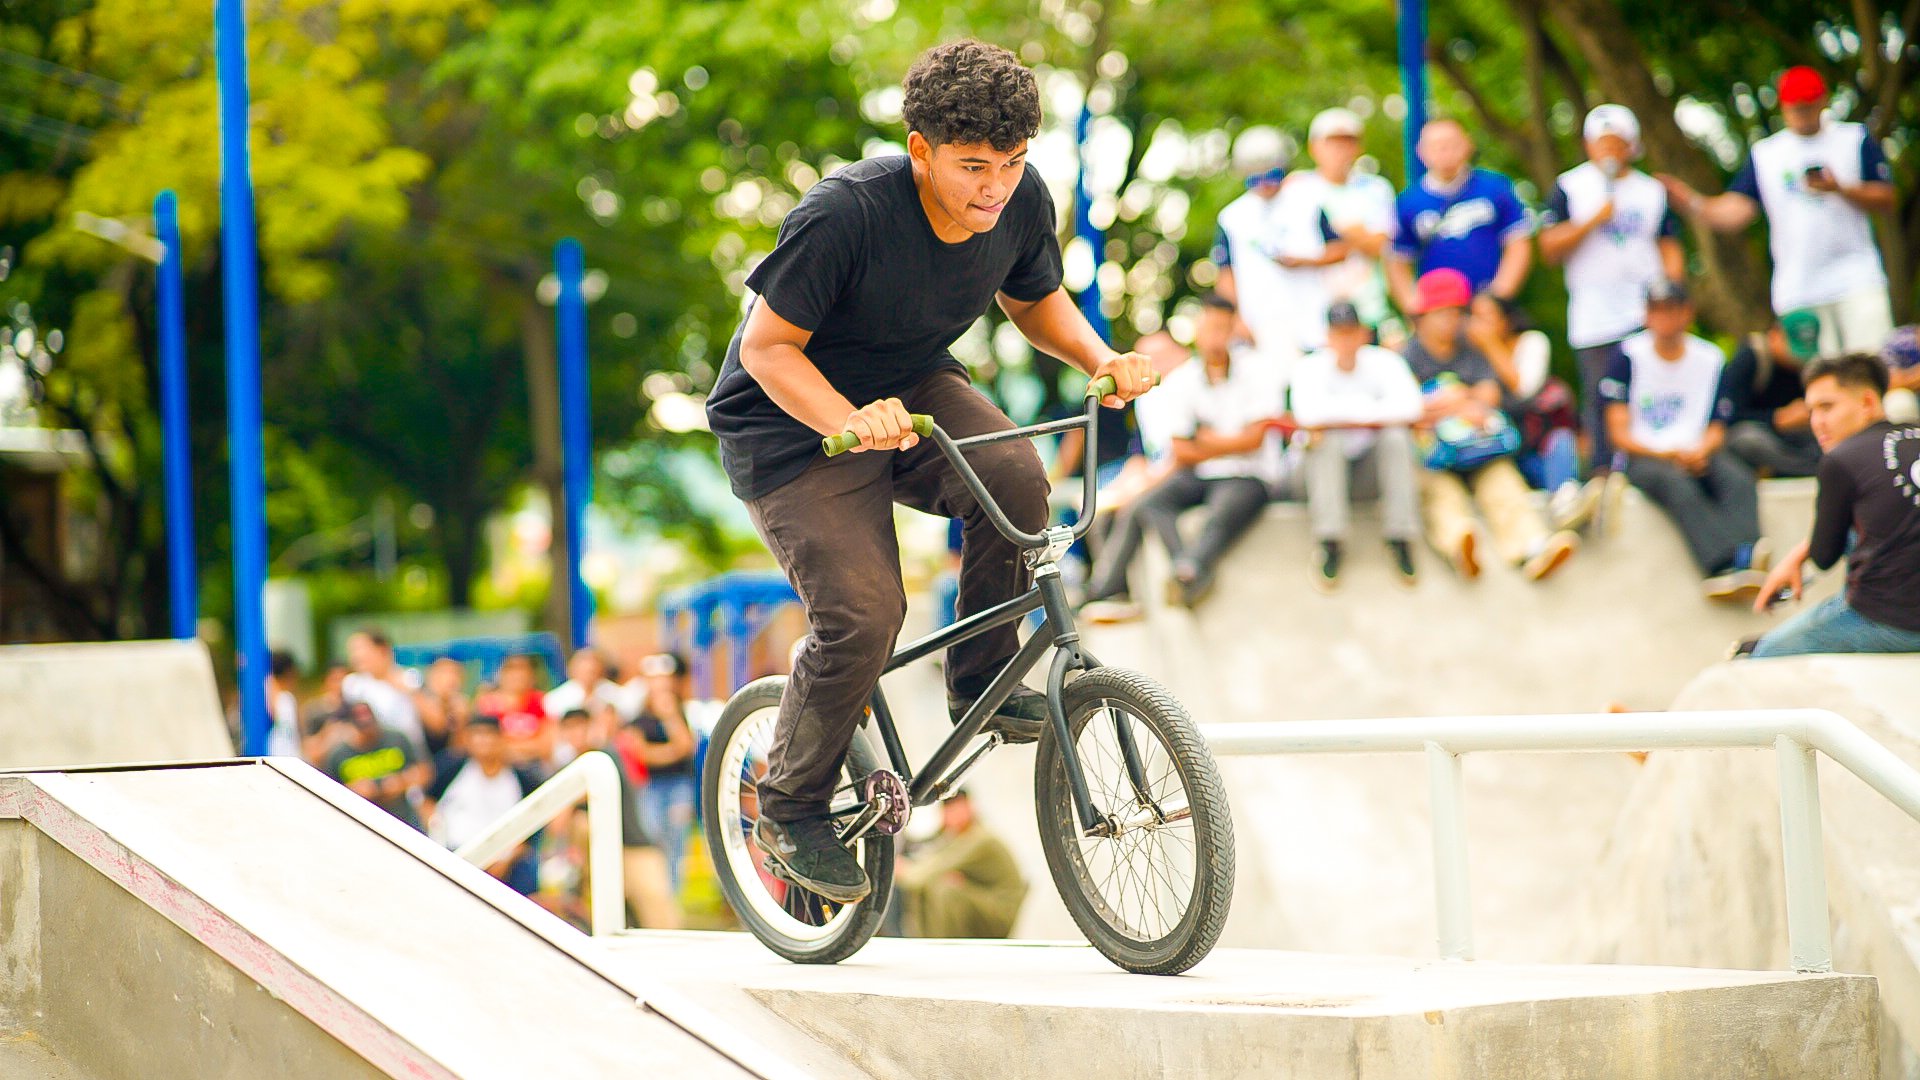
left=1660, top=67, right=1896, bottom=358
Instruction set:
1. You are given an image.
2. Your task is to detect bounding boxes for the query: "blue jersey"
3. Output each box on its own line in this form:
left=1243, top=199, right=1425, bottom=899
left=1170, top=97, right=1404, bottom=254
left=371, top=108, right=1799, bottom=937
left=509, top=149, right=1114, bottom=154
left=1392, top=168, right=1532, bottom=292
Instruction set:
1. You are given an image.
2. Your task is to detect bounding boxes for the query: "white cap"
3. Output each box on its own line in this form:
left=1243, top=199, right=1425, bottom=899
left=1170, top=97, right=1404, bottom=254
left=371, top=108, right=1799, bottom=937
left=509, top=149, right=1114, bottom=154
left=1583, top=104, right=1641, bottom=157
left=1309, top=107, right=1364, bottom=143
left=1231, top=125, right=1294, bottom=177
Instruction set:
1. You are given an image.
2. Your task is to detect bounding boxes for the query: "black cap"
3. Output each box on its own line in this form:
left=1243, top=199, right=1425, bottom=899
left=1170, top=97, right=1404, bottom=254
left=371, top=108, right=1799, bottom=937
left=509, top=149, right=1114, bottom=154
left=1325, top=301, right=1363, bottom=328
left=1645, top=279, right=1690, bottom=305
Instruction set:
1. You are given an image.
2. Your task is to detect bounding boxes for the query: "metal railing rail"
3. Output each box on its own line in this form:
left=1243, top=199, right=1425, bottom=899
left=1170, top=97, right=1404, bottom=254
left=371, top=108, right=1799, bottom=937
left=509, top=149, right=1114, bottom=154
left=454, top=749, right=625, bottom=937
left=1199, top=708, right=1920, bottom=973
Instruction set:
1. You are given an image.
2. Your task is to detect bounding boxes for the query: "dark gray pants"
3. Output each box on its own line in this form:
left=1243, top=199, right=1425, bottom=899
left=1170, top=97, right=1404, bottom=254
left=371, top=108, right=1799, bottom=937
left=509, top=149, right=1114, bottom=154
left=1625, top=451, right=1760, bottom=575
left=1725, top=420, right=1822, bottom=478
left=1085, top=469, right=1267, bottom=596
left=1575, top=341, right=1625, bottom=470
left=743, top=368, right=1048, bottom=822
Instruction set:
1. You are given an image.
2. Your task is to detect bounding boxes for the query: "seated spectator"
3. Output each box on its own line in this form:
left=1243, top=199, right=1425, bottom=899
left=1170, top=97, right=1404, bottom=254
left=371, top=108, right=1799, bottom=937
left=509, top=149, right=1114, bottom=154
left=1601, top=280, right=1768, bottom=602
left=895, top=790, right=1026, bottom=939
left=324, top=701, right=431, bottom=832
left=265, top=649, right=301, bottom=758
left=1403, top=269, right=1578, bottom=581
left=342, top=627, right=427, bottom=756
left=424, top=715, right=542, bottom=893
left=624, top=653, right=699, bottom=893
left=1466, top=291, right=1593, bottom=529
left=1879, top=324, right=1920, bottom=424
left=1749, top=354, right=1920, bottom=656
left=1080, top=293, right=1286, bottom=610
left=417, top=656, right=471, bottom=760
left=301, top=662, right=348, bottom=736
left=1289, top=301, right=1424, bottom=590
left=474, top=653, right=552, bottom=770
left=543, top=647, right=629, bottom=722
left=1722, top=318, right=1822, bottom=477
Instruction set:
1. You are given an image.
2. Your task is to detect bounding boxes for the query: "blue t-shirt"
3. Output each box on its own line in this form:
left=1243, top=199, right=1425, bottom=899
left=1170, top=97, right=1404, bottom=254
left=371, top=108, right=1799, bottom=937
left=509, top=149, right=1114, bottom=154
left=1392, top=168, right=1532, bottom=292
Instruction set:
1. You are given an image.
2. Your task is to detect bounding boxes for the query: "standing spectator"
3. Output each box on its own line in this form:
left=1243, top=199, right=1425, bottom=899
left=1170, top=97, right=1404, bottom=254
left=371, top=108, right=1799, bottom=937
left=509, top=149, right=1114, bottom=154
left=1083, top=294, right=1284, bottom=609
left=264, top=649, right=301, bottom=758
left=324, top=701, right=430, bottom=831
left=1661, top=67, right=1897, bottom=356
left=342, top=628, right=427, bottom=755
left=895, top=791, right=1027, bottom=939
left=417, top=656, right=471, bottom=761
left=474, top=653, right=552, bottom=770
left=1403, top=270, right=1578, bottom=581
left=625, top=652, right=699, bottom=894
left=1722, top=319, right=1822, bottom=477
left=1212, top=128, right=1304, bottom=375
left=1751, top=353, right=1920, bottom=655
left=1290, top=301, right=1424, bottom=590
left=1878, top=325, right=1920, bottom=424
left=543, top=648, right=629, bottom=721
left=1601, top=281, right=1768, bottom=601
left=1387, top=118, right=1533, bottom=312
left=423, top=716, right=542, bottom=893
left=1283, top=108, right=1401, bottom=343
left=1538, top=105, right=1685, bottom=477
left=1465, top=292, right=1590, bottom=528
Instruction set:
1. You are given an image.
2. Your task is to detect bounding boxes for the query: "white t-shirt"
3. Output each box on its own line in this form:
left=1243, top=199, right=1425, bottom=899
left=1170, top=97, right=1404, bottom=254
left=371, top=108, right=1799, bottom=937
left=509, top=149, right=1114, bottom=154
left=1213, top=189, right=1302, bottom=370
left=1508, top=329, right=1552, bottom=400
left=1281, top=170, right=1399, bottom=330
left=433, top=760, right=531, bottom=851
left=1546, top=163, right=1679, bottom=348
left=342, top=671, right=425, bottom=752
left=1289, top=346, right=1424, bottom=443
left=543, top=678, right=629, bottom=722
left=1600, top=332, right=1735, bottom=453
left=1157, top=350, right=1287, bottom=484
left=267, top=689, right=300, bottom=758
left=1734, top=121, right=1890, bottom=312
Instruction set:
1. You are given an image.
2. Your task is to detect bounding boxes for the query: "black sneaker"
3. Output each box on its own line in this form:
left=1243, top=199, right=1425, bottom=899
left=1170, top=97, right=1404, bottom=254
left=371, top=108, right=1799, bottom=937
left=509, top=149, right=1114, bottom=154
left=1314, top=540, right=1343, bottom=594
left=1387, top=539, right=1418, bottom=585
left=753, top=814, right=871, bottom=903
left=949, top=685, right=1049, bottom=744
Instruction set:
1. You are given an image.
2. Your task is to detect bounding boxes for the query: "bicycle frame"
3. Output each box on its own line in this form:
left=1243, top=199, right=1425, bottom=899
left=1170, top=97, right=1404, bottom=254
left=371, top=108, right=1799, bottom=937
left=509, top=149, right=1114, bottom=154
left=843, top=386, right=1157, bottom=835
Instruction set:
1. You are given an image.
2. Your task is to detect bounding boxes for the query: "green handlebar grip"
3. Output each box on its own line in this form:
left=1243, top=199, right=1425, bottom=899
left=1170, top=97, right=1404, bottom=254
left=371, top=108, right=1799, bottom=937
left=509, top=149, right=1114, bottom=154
left=822, top=414, right=935, bottom=457
left=1086, top=374, right=1118, bottom=399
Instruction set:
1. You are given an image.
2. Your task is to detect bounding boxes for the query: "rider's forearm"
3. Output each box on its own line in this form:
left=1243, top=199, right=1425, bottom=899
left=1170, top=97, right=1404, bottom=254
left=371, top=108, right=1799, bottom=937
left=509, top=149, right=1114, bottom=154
left=741, top=342, right=861, bottom=436
left=1002, top=288, right=1117, bottom=376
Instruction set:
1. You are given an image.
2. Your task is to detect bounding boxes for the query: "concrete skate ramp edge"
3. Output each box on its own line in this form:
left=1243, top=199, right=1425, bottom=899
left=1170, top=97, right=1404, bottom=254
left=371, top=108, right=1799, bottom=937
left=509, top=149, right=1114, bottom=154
left=0, top=760, right=772, bottom=1080
left=0, top=640, right=233, bottom=768
left=1563, top=655, right=1920, bottom=1079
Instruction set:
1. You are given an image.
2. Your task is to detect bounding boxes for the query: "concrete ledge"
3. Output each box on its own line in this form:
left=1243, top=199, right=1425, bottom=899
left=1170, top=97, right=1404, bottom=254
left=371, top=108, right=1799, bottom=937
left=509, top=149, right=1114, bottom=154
left=613, top=931, right=1876, bottom=1080
left=0, top=640, right=231, bottom=768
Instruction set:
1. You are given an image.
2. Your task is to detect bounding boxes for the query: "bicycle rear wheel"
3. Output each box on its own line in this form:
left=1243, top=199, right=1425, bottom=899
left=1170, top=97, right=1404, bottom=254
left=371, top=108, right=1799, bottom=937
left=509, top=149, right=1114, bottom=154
left=702, top=676, right=892, bottom=964
left=1035, top=667, right=1234, bottom=974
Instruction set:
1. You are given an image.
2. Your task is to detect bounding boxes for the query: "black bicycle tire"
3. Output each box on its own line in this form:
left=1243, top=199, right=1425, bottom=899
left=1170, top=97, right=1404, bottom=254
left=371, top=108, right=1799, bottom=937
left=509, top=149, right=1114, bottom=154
left=701, top=676, right=893, bottom=965
left=1034, top=667, right=1235, bottom=975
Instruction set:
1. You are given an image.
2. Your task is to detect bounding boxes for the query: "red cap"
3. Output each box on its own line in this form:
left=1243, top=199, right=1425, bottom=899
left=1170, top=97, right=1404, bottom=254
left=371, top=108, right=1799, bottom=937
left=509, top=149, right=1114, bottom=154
left=1776, top=66, right=1828, bottom=107
left=1413, top=268, right=1472, bottom=315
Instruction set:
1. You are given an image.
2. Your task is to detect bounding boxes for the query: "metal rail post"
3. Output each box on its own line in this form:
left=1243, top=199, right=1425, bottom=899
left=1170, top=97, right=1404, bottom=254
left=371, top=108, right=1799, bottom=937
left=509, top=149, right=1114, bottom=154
left=1425, top=741, right=1473, bottom=960
left=1775, top=734, right=1833, bottom=973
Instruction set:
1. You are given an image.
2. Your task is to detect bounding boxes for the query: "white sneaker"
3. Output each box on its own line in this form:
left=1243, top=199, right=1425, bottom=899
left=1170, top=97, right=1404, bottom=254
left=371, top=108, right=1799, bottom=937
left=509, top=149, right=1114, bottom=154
left=1551, top=479, right=1603, bottom=533
left=1522, top=530, right=1580, bottom=582
left=1747, top=538, right=1772, bottom=574
left=1597, top=472, right=1629, bottom=537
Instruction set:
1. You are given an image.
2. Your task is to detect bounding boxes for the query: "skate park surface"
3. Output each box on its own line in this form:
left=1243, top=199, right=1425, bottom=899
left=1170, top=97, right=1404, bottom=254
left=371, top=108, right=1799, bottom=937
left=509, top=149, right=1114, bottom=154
left=3, top=478, right=1917, bottom=1076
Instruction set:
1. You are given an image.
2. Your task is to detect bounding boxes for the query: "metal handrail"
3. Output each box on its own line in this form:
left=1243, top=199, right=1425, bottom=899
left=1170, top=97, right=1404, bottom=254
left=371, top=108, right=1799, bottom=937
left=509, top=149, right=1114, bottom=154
left=1200, top=708, right=1920, bottom=973
left=453, top=749, right=625, bottom=937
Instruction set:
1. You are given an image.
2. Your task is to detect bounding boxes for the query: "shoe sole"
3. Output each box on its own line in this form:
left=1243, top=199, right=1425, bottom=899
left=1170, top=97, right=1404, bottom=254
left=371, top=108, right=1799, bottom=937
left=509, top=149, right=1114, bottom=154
left=1456, top=531, right=1481, bottom=580
left=1313, top=572, right=1339, bottom=595
left=752, top=822, right=872, bottom=904
left=1525, top=534, right=1579, bottom=582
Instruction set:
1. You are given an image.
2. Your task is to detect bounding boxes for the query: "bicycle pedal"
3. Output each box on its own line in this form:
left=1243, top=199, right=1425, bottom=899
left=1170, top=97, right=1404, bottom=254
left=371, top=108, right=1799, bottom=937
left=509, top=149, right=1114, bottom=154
left=761, top=857, right=794, bottom=883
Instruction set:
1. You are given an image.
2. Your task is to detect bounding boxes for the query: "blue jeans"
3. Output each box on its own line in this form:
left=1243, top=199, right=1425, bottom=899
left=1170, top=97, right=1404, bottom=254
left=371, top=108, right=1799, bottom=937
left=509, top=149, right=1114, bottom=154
left=1517, top=428, right=1579, bottom=492
left=1750, top=595, right=1920, bottom=658
left=639, top=772, right=698, bottom=892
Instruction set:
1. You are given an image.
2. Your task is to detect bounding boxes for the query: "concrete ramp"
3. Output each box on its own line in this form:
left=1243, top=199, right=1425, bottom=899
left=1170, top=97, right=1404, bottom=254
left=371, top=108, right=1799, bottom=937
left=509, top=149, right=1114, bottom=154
left=0, top=761, right=785, bottom=1079
left=0, top=640, right=233, bottom=767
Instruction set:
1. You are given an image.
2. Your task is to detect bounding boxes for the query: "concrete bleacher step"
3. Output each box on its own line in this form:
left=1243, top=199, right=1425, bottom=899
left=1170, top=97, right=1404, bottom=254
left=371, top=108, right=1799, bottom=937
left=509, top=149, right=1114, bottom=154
left=612, top=931, right=1875, bottom=1079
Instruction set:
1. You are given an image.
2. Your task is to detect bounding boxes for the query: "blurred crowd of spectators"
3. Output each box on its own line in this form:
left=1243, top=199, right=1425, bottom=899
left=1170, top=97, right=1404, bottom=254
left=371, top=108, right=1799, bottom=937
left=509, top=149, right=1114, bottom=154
left=1072, top=66, right=1920, bottom=659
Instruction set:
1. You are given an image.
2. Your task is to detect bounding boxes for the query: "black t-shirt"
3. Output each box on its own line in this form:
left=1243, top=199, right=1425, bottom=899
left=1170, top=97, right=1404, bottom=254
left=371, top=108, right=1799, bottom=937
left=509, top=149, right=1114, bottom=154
left=1809, top=421, right=1920, bottom=632
left=707, top=155, right=1065, bottom=499
left=631, top=709, right=694, bottom=780
left=325, top=729, right=423, bottom=831
left=1723, top=340, right=1805, bottom=427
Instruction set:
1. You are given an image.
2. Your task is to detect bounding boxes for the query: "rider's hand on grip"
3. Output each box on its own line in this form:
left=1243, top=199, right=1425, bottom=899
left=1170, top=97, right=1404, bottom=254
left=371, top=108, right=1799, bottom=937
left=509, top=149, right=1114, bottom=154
left=832, top=398, right=918, bottom=456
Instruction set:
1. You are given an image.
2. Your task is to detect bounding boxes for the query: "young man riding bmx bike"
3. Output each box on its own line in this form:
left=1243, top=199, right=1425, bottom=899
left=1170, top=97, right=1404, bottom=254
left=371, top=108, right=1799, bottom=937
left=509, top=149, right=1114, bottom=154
left=704, top=40, right=1157, bottom=904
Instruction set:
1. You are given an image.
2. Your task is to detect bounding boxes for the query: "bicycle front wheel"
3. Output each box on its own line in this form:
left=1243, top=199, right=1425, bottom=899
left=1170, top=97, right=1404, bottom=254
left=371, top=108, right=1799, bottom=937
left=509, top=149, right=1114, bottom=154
left=1035, top=667, right=1234, bottom=974
left=702, top=676, right=893, bottom=965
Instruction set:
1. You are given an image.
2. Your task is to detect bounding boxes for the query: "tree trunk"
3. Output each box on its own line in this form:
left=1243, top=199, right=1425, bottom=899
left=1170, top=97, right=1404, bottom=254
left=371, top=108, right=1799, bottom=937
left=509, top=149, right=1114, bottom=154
left=1546, top=0, right=1773, bottom=335
left=517, top=288, right=573, bottom=651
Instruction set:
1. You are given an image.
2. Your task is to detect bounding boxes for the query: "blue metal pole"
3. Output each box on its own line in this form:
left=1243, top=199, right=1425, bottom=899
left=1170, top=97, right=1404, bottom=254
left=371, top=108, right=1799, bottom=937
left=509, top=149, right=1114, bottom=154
left=554, top=238, right=594, bottom=652
left=154, top=190, right=197, bottom=641
left=1398, top=0, right=1430, bottom=182
left=1072, top=103, right=1110, bottom=342
left=215, top=0, right=269, bottom=755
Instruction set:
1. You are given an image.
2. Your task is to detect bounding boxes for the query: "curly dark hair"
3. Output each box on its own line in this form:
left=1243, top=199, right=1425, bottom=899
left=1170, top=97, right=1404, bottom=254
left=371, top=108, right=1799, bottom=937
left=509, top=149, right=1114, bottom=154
left=901, top=40, right=1041, bottom=151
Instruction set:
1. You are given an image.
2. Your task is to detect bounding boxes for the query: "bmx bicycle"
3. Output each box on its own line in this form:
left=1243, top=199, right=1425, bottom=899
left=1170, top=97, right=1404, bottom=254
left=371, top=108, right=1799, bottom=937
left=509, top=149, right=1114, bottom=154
left=701, top=376, right=1235, bottom=975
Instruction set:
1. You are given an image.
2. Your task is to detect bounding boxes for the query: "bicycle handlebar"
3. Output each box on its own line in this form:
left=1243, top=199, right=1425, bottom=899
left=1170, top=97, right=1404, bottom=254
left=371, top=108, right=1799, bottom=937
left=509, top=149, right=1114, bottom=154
left=820, top=376, right=1116, bottom=458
